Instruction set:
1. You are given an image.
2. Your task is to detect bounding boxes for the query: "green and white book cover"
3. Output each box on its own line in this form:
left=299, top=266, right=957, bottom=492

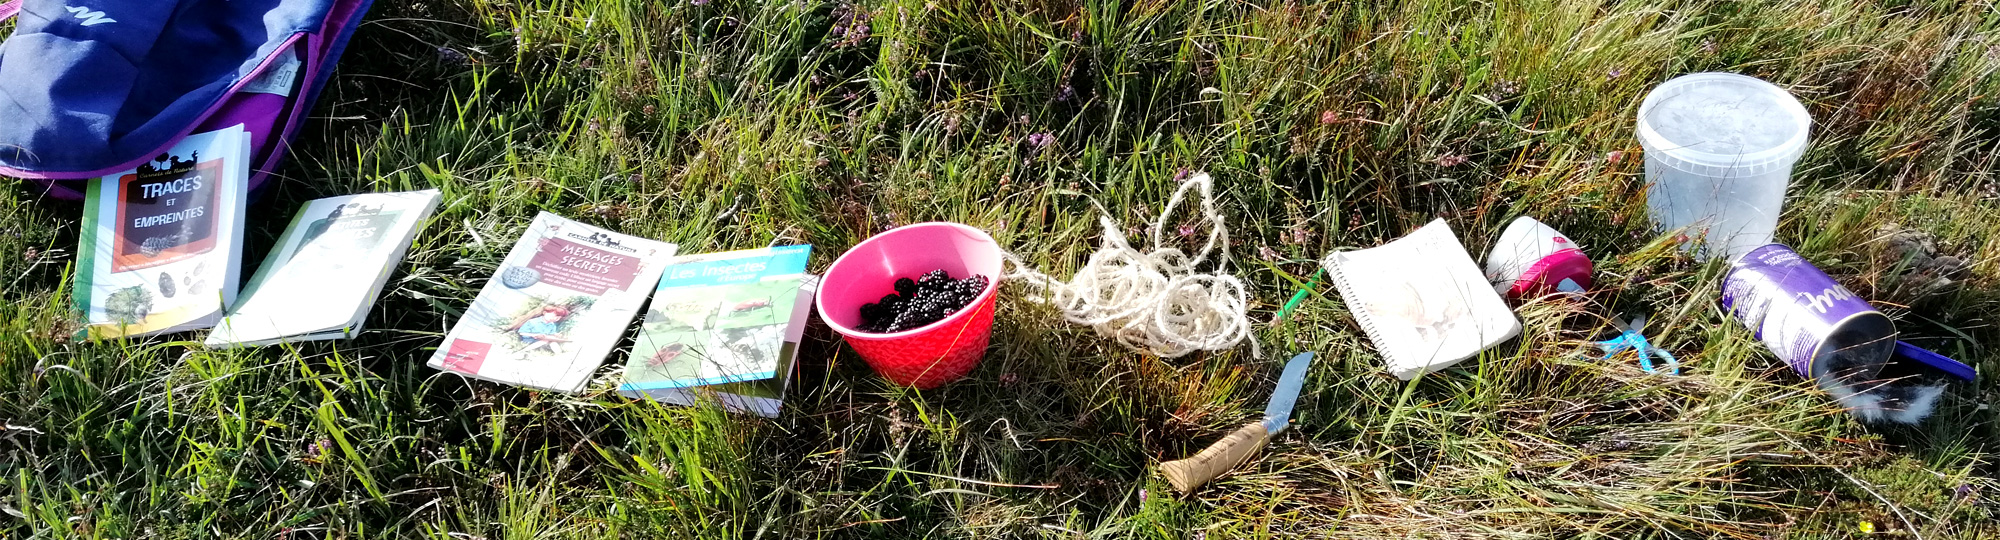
left=73, top=125, right=250, bottom=340
left=205, top=189, right=443, bottom=348
left=620, top=245, right=815, bottom=417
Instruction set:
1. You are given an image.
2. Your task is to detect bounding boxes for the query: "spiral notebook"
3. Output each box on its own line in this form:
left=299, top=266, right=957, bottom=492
left=1322, top=219, right=1520, bottom=379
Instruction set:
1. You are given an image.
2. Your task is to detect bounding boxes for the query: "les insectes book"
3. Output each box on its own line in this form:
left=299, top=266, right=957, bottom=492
left=619, top=245, right=815, bottom=417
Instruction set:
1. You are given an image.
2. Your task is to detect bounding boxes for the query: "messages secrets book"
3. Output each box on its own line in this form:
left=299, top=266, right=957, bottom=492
left=74, top=125, right=250, bottom=340
left=619, top=246, right=815, bottom=417
left=428, top=212, right=678, bottom=393
left=1321, top=219, right=1520, bottom=380
left=205, top=190, right=444, bottom=347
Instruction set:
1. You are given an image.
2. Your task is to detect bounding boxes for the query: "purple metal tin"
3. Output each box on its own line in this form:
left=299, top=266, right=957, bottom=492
left=1721, top=244, right=1896, bottom=381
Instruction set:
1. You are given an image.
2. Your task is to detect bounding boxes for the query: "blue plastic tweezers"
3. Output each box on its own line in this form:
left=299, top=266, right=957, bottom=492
left=1597, top=313, right=1679, bottom=375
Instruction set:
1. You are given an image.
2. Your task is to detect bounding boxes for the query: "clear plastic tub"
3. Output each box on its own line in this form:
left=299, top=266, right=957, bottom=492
left=1636, top=73, right=1812, bottom=260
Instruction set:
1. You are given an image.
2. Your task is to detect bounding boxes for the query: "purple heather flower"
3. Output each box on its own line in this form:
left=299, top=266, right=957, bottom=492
left=1290, top=225, right=1313, bottom=244
left=1607, top=67, right=1624, bottom=79
left=1177, top=224, right=1196, bottom=237
left=1055, top=84, right=1075, bottom=102
left=1026, top=132, right=1056, bottom=151
left=827, top=3, right=871, bottom=48
left=692, top=0, right=710, bottom=5
left=842, top=21, right=869, bottom=46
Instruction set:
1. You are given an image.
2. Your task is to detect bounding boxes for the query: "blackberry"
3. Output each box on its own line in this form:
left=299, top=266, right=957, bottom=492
left=855, top=269, right=991, bottom=333
left=921, top=269, right=954, bottom=287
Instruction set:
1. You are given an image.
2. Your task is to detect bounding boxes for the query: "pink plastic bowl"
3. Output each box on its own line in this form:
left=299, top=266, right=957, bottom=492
left=817, top=222, right=1003, bottom=389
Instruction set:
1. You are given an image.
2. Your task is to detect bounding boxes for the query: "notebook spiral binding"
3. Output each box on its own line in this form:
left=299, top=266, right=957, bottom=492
left=1319, top=251, right=1402, bottom=369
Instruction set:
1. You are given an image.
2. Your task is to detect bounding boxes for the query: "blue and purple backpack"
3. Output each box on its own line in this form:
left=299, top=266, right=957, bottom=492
left=0, top=0, right=374, bottom=199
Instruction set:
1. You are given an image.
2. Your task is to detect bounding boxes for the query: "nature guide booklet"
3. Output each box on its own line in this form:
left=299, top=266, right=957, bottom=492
left=428, top=212, right=677, bottom=393
left=618, top=245, right=816, bottom=418
left=204, top=190, right=444, bottom=347
left=1321, top=218, right=1521, bottom=380
left=74, top=125, right=251, bottom=340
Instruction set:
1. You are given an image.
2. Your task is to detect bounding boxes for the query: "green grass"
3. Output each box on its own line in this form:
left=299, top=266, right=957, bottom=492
left=5, top=0, right=2000, bottom=537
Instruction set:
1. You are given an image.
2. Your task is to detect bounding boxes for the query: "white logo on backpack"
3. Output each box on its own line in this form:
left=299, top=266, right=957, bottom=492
left=65, top=6, right=117, bottom=26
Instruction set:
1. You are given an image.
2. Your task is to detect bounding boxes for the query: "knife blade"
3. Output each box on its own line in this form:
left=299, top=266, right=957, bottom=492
left=1261, top=352, right=1313, bottom=434
left=1160, top=352, right=1316, bottom=494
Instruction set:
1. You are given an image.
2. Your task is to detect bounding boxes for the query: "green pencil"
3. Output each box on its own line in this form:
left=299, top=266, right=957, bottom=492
left=1272, top=268, right=1321, bottom=324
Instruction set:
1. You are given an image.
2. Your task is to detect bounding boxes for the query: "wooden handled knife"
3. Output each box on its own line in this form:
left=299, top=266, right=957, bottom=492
left=1160, top=351, right=1314, bottom=494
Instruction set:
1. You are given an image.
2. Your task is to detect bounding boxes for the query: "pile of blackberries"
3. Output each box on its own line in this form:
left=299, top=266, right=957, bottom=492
left=857, top=269, right=990, bottom=333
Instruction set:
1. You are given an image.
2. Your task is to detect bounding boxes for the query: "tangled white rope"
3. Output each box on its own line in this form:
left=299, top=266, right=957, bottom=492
left=1003, top=173, right=1261, bottom=359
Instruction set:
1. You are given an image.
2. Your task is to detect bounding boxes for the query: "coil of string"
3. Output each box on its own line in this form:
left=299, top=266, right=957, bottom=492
left=1004, top=173, right=1261, bottom=358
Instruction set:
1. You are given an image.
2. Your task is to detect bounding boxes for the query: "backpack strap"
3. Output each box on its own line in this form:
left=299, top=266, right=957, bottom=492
left=0, top=0, right=20, bottom=22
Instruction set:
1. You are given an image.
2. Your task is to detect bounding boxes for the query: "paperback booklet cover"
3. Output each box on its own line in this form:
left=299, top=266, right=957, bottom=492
left=618, top=245, right=815, bottom=417
left=74, top=125, right=251, bottom=340
left=1322, top=219, right=1520, bottom=380
left=205, top=189, right=444, bottom=347
left=428, top=212, right=677, bottom=393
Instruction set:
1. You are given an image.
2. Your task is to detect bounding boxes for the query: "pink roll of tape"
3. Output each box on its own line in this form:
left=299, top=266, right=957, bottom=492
left=1484, top=216, right=1593, bottom=298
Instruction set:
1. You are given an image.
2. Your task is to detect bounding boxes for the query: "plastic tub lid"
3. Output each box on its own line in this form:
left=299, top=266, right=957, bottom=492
left=1636, top=73, right=1812, bottom=176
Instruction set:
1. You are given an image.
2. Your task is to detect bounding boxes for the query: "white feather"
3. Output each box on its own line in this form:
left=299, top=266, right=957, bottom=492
left=1820, top=376, right=1947, bottom=424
